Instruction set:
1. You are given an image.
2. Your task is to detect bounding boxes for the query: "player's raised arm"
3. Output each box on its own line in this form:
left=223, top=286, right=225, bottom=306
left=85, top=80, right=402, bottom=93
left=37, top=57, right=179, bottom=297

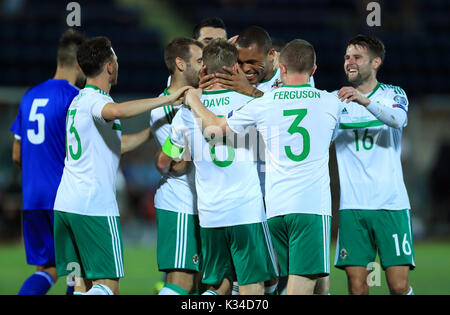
left=184, top=88, right=230, bottom=135
left=337, top=85, right=407, bottom=129
left=101, top=86, right=191, bottom=121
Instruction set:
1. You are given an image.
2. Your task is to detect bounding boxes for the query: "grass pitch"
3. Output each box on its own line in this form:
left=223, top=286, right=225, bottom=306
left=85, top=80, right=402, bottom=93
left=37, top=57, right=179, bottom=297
left=0, top=240, right=449, bottom=295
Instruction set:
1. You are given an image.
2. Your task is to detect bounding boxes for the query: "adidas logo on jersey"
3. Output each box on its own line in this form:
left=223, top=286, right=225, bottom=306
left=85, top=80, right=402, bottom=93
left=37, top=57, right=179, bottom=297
left=341, top=107, right=348, bottom=114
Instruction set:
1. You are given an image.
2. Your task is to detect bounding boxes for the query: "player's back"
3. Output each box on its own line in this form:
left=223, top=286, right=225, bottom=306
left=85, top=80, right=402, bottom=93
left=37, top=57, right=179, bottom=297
left=170, top=89, right=265, bottom=227
left=10, top=79, right=79, bottom=210
left=54, top=86, right=121, bottom=216
left=255, top=84, right=340, bottom=218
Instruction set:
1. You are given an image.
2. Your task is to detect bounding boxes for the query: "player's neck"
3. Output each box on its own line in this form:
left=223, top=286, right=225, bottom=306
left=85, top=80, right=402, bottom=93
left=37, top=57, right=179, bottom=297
left=85, top=78, right=111, bottom=95
left=53, top=66, right=78, bottom=86
left=204, top=82, right=227, bottom=91
left=262, top=67, right=276, bottom=82
left=355, top=77, right=378, bottom=95
left=168, top=73, right=191, bottom=93
left=282, top=73, right=310, bottom=86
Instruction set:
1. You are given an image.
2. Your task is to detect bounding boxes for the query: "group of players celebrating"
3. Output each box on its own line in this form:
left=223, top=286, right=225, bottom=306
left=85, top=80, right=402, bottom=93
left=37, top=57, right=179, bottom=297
left=11, top=17, right=415, bottom=295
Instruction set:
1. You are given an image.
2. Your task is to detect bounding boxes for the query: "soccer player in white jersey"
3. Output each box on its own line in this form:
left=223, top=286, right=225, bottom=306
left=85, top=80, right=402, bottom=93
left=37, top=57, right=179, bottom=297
left=150, top=37, right=204, bottom=295
left=52, top=37, right=190, bottom=295
left=163, top=39, right=278, bottom=295
left=199, top=26, right=317, bottom=294
left=333, top=35, right=415, bottom=295
left=183, top=39, right=341, bottom=295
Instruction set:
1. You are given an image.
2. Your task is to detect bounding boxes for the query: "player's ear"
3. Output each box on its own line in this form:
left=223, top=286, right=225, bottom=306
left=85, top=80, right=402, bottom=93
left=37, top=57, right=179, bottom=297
left=310, top=64, right=317, bottom=77
left=232, top=62, right=239, bottom=72
left=267, top=48, right=276, bottom=62
left=372, top=56, right=382, bottom=71
left=106, top=60, right=114, bottom=75
left=199, top=65, right=208, bottom=78
left=175, top=57, right=186, bottom=72
left=279, top=63, right=288, bottom=76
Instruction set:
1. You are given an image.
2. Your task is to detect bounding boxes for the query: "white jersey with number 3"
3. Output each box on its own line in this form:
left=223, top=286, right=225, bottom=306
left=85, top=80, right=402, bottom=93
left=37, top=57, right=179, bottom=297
left=227, top=84, right=340, bottom=219
left=333, top=82, right=411, bottom=211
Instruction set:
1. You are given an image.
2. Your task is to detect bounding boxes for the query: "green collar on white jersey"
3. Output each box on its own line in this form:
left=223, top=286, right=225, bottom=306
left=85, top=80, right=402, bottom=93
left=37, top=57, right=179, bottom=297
left=85, top=84, right=109, bottom=96
left=365, top=81, right=381, bottom=98
left=283, top=84, right=312, bottom=88
left=260, top=67, right=278, bottom=84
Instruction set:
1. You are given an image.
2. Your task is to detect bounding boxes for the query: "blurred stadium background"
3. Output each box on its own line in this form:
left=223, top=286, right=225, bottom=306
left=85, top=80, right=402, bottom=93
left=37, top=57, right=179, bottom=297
left=0, top=0, right=449, bottom=294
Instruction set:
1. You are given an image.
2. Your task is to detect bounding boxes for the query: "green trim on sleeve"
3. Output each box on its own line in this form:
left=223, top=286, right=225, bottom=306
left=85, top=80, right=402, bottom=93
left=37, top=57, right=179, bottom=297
left=339, top=120, right=384, bottom=129
left=162, top=136, right=184, bottom=158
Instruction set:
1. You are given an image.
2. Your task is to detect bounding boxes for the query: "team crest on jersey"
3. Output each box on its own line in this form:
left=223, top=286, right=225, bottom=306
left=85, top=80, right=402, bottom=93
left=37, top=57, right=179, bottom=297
left=271, top=79, right=282, bottom=88
left=192, top=254, right=199, bottom=265
left=340, top=248, right=348, bottom=260
left=394, top=95, right=407, bottom=105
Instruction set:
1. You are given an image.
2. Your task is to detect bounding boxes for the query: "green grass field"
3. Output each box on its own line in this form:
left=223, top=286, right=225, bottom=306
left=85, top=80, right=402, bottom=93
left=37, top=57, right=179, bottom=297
left=1, top=240, right=449, bottom=295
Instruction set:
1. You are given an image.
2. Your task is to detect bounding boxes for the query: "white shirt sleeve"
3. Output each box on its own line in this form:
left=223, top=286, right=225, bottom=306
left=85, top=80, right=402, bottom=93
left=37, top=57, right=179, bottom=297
left=366, top=99, right=408, bottom=129
left=226, top=99, right=259, bottom=134
left=91, top=95, right=114, bottom=124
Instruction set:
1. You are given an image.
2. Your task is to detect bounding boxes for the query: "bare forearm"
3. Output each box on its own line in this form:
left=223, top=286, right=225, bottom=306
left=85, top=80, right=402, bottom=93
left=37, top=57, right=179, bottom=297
left=12, top=138, right=21, bottom=169
left=121, top=127, right=151, bottom=154
left=103, top=95, right=173, bottom=120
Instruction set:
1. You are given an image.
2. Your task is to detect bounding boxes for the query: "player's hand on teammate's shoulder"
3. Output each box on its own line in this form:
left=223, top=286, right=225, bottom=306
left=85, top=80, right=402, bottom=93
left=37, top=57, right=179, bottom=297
left=337, top=86, right=371, bottom=107
left=184, top=88, right=203, bottom=107
left=169, top=86, right=193, bottom=106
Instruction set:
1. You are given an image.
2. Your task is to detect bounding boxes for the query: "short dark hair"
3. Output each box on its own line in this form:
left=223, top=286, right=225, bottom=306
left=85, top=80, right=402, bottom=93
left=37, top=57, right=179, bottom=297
left=280, top=39, right=316, bottom=74
left=77, top=36, right=114, bottom=78
left=202, top=38, right=238, bottom=74
left=57, top=29, right=86, bottom=67
left=192, top=17, right=227, bottom=40
left=236, top=26, right=272, bottom=54
left=164, top=37, right=204, bottom=75
left=348, top=34, right=385, bottom=63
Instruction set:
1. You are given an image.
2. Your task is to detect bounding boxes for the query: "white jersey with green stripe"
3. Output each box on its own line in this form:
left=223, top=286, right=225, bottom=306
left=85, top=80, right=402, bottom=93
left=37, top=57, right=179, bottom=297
left=333, top=82, right=411, bottom=210
left=54, top=85, right=122, bottom=216
left=167, top=89, right=265, bottom=228
left=149, top=89, right=196, bottom=214
left=226, top=84, right=340, bottom=218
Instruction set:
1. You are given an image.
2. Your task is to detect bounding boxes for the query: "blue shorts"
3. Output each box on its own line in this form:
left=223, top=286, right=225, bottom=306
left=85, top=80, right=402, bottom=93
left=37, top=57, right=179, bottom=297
left=22, top=210, right=55, bottom=266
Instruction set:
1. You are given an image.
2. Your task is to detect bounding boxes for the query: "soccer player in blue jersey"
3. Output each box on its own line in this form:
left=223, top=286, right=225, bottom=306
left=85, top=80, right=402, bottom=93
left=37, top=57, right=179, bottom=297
left=10, top=29, right=86, bottom=295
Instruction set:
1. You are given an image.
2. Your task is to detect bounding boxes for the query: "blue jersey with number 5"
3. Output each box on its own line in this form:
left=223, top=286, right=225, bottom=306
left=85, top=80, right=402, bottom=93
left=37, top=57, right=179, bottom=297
left=10, top=79, right=79, bottom=210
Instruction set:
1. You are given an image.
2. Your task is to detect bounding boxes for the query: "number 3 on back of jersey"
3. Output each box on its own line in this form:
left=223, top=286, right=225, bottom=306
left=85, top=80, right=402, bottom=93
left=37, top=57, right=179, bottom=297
left=283, top=109, right=310, bottom=162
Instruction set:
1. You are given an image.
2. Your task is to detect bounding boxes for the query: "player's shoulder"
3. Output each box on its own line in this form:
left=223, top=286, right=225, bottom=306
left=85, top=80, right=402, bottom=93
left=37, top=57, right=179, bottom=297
left=379, top=82, right=407, bottom=96
left=22, top=79, right=53, bottom=98
left=312, top=87, right=342, bottom=104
